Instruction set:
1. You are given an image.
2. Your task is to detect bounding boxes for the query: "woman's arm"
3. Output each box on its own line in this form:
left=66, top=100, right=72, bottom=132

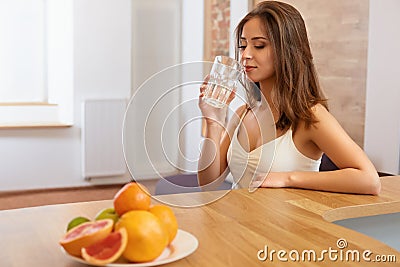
left=197, top=120, right=226, bottom=187
left=197, top=103, right=247, bottom=188
left=260, top=104, right=381, bottom=195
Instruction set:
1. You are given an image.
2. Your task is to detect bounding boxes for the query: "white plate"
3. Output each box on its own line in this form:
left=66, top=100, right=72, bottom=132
left=62, top=229, right=198, bottom=267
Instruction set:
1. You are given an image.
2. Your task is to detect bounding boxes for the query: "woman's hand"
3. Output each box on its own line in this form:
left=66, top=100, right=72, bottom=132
left=251, top=172, right=291, bottom=188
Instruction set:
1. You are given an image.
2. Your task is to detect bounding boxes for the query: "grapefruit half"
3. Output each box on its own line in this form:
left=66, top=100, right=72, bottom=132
left=82, top=227, right=127, bottom=265
left=59, top=219, right=113, bottom=257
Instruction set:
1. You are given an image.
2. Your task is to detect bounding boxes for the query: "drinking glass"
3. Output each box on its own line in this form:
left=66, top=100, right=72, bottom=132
left=202, top=56, right=243, bottom=108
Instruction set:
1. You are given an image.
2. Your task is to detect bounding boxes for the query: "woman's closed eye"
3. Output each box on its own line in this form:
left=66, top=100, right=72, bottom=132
left=238, top=43, right=265, bottom=50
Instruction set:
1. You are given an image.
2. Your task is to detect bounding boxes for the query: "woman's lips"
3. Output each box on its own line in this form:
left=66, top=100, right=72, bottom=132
left=245, top=66, right=256, bottom=72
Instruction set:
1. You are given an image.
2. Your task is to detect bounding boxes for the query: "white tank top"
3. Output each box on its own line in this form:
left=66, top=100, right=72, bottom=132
left=227, top=111, right=321, bottom=188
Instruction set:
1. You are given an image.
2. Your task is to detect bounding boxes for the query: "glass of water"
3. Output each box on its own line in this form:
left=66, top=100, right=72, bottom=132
left=202, top=56, right=243, bottom=108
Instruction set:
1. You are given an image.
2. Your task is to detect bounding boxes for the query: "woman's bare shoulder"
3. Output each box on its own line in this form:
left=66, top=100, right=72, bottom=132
left=311, top=103, right=330, bottom=118
left=307, top=103, right=352, bottom=147
left=308, top=103, right=340, bottom=130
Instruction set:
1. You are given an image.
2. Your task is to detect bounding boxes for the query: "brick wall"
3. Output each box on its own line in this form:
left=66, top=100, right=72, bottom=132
left=211, top=0, right=230, bottom=58
left=204, top=0, right=231, bottom=61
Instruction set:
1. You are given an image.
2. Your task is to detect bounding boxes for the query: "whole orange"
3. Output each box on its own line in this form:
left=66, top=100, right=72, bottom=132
left=149, top=205, right=178, bottom=244
left=113, top=182, right=151, bottom=216
left=115, top=210, right=168, bottom=262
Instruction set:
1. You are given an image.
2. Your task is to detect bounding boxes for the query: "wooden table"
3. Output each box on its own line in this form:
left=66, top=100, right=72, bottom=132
left=1, top=176, right=399, bottom=266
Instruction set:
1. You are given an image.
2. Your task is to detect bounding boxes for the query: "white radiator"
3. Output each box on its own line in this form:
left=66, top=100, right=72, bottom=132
left=81, top=99, right=127, bottom=179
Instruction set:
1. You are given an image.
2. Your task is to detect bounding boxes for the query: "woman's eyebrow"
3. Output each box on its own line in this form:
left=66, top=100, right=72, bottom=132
left=240, top=36, right=268, bottom=41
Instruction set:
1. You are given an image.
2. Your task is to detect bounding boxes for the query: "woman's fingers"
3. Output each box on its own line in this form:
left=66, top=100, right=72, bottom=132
left=200, top=75, right=210, bottom=94
left=200, top=84, right=206, bottom=94
left=200, top=75, right=211, bottom=99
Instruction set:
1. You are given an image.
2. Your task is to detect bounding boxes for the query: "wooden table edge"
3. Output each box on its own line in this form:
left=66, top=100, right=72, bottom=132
left=322, top=200, right=400, bottom=222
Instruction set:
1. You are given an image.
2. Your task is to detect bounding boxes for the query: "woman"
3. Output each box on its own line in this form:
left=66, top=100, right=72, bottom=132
left=198, top=1, right=380, bottom=195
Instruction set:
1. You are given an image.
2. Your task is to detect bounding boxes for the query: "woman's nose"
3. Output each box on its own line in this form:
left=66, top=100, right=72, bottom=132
left=241, top=47, right=252, bottom=61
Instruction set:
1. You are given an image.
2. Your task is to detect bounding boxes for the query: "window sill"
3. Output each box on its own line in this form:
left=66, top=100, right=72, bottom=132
left=0, top=122, right=72, bottom=129
left=0, top=102, right=72, bottom=129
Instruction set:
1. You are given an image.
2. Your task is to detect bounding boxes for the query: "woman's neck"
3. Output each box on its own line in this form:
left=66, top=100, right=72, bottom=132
left=259, top=79, right=278, bottom=120
left=259, top=77, right=275, bottom=101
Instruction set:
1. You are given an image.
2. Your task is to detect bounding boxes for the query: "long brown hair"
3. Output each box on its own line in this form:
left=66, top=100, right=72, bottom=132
left=235, top=1, right=327, bottom=131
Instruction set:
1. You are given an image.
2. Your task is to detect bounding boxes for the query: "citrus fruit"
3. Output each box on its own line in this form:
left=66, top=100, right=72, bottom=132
left=66, top=216, right=90, bottom=231
left=82, top=228, right=128, bottom=265
left=149, top=205, right=178, bottom=244
left=115, top=210, right=168, bottom=262
left=59, top=219, right=113, bottom=257
left=95, top=207, right=119, bottom=224
left=113, top=182, right=151, bottom=216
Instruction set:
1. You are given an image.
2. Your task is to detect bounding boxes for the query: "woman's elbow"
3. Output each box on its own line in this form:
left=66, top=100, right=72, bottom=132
left=365, top=172, right=381, bottom=195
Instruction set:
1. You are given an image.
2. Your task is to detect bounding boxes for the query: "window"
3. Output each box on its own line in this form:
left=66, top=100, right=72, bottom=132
left=0, top=0, right=47, bottom=103
left=0, top=0, right=73, bottom=127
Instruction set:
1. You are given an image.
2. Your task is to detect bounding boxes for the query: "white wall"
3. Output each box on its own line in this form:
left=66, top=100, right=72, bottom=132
left=364, top=0, right=400, bottom=175
left=179, top=0, right=204, bottom=173
left=47, top=0, right=74, bottom=124
left=0, top=0, right=132, bottom=191
left=125, top=0, right=183, bottom=179
left=229, top=0, right=249, bottom=58
left=125, top=0, right=205, bottom=177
